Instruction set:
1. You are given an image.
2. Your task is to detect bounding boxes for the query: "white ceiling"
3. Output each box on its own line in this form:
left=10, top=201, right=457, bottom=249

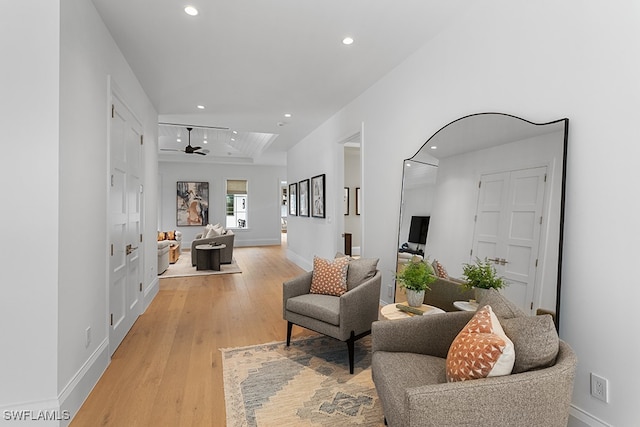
left=91, top=0, right=469, bottom=164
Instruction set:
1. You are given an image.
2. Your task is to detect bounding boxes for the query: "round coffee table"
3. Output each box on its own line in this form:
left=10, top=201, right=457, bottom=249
left=453, top=300, right=479, bottom=312
left=195, top=244, right=226, bottom=271
left=380, top=302, right=445, bottom=320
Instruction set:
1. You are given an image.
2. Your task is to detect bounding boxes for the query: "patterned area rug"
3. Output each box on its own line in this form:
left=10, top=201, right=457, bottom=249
left=221, top=335, right=384, bottom=427
left=159, top=253, right=241, bottom=278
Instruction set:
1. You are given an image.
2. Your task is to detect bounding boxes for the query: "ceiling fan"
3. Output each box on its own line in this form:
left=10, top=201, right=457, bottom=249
left=161, top=127, right=206, bottom=155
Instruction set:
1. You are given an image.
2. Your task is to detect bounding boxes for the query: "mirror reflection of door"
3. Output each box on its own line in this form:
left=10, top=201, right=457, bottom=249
left=472, top=167, right=547, bottom=313
left=343, top=135, right=361, bottom=256
left=396, top=113, right=568, bottom=325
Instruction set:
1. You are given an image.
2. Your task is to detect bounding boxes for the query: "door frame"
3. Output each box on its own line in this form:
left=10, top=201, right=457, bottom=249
left=106, top=76, right=145, bottom=355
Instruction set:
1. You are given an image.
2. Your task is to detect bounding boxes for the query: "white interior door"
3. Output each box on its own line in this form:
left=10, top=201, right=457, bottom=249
left=109, top=94, right=143, bottom=354
left=472, top=167, right=547, bottom=313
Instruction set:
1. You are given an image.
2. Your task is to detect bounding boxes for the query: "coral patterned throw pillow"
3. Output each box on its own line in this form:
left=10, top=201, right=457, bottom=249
left=310, top=256, right=350, bottom=297
left=446, top=305, right=515, bottom=382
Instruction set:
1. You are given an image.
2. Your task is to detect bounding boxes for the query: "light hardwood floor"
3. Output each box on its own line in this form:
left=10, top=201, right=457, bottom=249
left=71, top=242, right=315, bottom=426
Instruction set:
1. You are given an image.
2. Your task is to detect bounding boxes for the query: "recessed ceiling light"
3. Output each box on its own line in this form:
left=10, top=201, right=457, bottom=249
left=232, top=130, right=238, bottom=134
left=342, top=37, right=354, bottom=45
left=203, top=140, right=208, bottom=144
left=284, top=113, right=292, bottom=118
left=177, top=138, right=181, bottom=143
left=197, top=104, right=205, bottom=109
left=184, top=6, right=198, bottom=16
left=430, top=146, right=438, bottom=150
left=231, top=138, right=236, bottom=142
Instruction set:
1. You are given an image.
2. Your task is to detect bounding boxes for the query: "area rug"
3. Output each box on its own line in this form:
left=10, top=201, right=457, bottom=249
left=159, top=253, right=241, bottom=278
left=221, top=335, right=384, bottom=427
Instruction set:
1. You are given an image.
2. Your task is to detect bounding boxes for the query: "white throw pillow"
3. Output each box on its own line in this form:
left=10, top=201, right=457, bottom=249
left=206, top=227, right=220, bottom=238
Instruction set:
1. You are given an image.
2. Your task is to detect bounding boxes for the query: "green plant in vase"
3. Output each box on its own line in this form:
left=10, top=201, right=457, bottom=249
left=461, top=257, right=507, bottom=301
left=395, top=256, right=437, bottom=307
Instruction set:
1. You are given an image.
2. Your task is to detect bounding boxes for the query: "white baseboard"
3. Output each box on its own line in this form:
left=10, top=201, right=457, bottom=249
left=286, top=249, right=312, bottom=271
left=234, top=238, right=281, bottom=247
left=0, top=398, right=63, bottom=426
left=568, top=405, right=611, bottom=427
left=144, top=277, right=159, bottom=311
left=0, top=340, right=109, bottom=427
left=58, top=339, right=109, bottom=427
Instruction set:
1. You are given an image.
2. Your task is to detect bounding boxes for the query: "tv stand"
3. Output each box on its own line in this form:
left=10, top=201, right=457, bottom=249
left=398, top=247, right=424, bottom=256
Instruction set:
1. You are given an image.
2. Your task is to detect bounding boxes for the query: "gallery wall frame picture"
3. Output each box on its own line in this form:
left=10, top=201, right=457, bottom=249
left=289, top=182, right=298, bottom=216
left=311, top=174, right=326, bottom=218
left=343, top=187, right=349, bottom=215
left=177, top=181, right=209, bottom=226
left=356, top=187, right=361, bottom=215
left=299, top=179, right=310, bottom=217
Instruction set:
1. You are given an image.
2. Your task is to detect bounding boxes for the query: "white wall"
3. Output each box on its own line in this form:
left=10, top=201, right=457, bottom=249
left=158, top=162, right=286, bottom=247
left=0, top=0, right=158, bottom=424
left=399, top=183, right=436, bottom=252
left=58, top=0, right=159, bottom=421
left=0, top=0, right=60, bottom=417
left=286, top=1, right=640, bottom=425
left=287, top=118, right=364, bottom=270
left=344, top=147, right=362, bottom=252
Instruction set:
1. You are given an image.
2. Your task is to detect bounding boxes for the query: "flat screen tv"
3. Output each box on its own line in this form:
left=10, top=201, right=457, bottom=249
left=408, top=216, right=430, bottom=245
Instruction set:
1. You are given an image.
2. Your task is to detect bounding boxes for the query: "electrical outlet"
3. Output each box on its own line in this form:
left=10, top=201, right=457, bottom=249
left=85, top=326, right=91, bottom=348
left=590, top=373, right=608, bottom=403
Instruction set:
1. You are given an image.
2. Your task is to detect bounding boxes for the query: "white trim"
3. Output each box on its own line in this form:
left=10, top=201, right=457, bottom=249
left=144, top=277, right=160, bottom=311
left=287, top=249, right=312, bottom=271
left=235, top=238, right=281, bottom=247
left=569, top=405, right=612, bottom=427
left=58, top=339, right=109, bottom=427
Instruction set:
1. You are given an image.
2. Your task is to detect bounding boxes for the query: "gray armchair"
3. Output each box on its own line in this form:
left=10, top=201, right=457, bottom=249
left=371, top=310, right=577, bottom=426
left=191, top=230, right=235, bottom=266
left=283, top=267, right=381, bottom=374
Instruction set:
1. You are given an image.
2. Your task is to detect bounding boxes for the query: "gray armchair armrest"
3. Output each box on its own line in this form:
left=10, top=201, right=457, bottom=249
left=339, top=271, right=382, bottom=339
left=282, top=271, right=313, bottom=317
left=372, top=311, right=473, bottom=358
left=399, top=341, right=576, bottom=426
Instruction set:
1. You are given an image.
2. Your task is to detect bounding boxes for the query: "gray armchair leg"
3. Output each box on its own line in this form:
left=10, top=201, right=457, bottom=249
left=286, top=321, right=293, bottom=346
left=347, top=331, right=355, bottom=374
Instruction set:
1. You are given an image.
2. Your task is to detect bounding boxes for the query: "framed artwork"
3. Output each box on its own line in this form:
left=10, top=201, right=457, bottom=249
left=288, top=182, right=298, bottom=216
left=356, top=187, right=361, bottom=215
left=311, top=174, right=326, bottom=218
left=299, top=179, right=310, bottom=217
left=343, top=187, right=349, bottom=215
left=176, top=181, right=209, bottom=226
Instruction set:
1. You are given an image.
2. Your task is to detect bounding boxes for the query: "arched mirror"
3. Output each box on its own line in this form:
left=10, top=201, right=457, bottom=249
left=396, top=113, right=568, bottom=327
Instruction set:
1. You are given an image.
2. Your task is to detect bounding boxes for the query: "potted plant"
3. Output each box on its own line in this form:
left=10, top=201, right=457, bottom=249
left=395, top=256, right=437, bottom=307
left=460, top=257, right=507, bottom=300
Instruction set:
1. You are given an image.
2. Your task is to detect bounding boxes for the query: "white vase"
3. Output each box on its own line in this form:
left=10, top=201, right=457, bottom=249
left=474, top=287, right=489, bottom=302
left=406, top=289, right=425, bottom=307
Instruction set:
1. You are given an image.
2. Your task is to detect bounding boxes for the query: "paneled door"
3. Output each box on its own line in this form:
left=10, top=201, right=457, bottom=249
left=109, top=93, right=143, bottom=355
left=471, top=166, right=547, bottom=313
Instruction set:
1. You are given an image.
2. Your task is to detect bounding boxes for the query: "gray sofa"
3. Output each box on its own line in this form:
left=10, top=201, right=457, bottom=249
left=372, top=291, right=577, bottom=427
left=157, top=240, right=170, bottom=274
left=191, top=230, right=235, bottom=266
left=424, top=277, right=475, bottom=312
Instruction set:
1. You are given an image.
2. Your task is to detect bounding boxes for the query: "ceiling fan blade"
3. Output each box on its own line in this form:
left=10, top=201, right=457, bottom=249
left=194, top=151, right=207, bottom=156
left=191, top=146, right=202, bottom=151
left=160, top=148, right=183, bottom=152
